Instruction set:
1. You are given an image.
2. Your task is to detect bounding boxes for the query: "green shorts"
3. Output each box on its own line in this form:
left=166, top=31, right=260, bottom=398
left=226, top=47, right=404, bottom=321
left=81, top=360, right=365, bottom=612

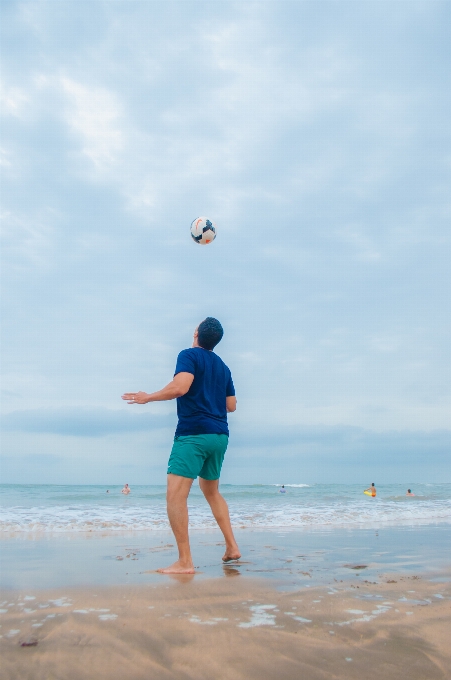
left=167, top=434, right=229, bottom=480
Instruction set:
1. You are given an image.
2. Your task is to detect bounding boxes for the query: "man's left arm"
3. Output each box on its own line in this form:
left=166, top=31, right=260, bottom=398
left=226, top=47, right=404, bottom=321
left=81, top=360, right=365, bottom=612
left=226, top=396, right=237, bottom=412
left=225, top=371, right=236, bottom=412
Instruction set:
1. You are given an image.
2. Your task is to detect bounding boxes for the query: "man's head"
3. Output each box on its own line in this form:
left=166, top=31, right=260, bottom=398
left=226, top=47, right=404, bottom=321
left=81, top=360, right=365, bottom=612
left=195, top=317, right=224, bottom=351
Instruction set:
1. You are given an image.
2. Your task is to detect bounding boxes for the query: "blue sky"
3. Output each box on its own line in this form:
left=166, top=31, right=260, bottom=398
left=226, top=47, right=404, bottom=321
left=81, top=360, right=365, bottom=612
left=1, top=1, right=450, bottom=485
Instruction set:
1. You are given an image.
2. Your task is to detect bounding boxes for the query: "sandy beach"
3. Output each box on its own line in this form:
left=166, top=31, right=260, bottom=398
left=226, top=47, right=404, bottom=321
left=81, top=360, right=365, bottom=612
left=1, top=523, right=451, bottom=680
left=1, top=570, right=450, bottom=680
left=2, top=493, right=450, bottom=678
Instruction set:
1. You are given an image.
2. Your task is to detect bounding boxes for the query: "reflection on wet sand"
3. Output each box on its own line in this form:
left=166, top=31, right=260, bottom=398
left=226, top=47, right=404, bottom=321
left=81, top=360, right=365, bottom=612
left=223, top=566, right=241, bottom=577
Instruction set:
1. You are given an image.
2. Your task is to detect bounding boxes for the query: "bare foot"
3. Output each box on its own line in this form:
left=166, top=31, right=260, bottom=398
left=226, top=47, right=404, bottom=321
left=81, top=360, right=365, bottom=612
left=156, top=560, right=196, bottom=574
left=222, top=550, right=241, bottom=563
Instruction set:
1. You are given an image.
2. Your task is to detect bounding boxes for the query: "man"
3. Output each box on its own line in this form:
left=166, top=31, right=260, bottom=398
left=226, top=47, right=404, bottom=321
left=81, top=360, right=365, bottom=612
left=122, top=318, right=240, bottom=574
left=364, top=483, right=377, bottom=497
left=121, top=483, right=131, bottom=495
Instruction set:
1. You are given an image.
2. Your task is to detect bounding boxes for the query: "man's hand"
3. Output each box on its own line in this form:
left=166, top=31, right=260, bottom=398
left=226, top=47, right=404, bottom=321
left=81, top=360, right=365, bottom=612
left=122, top=391, right=149, bottom=404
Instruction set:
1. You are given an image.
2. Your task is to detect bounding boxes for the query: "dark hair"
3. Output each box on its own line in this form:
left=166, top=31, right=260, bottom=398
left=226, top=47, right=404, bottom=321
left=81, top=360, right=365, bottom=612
left=197, top=317, right=223, bottom=350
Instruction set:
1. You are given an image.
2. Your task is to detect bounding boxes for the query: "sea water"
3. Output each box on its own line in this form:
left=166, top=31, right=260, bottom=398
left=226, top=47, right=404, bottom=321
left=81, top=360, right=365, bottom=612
left=1, top=483, right=450, bottom=533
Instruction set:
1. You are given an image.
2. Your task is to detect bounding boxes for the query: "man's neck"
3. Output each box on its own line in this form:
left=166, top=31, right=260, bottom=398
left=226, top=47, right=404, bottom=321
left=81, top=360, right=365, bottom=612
left=192, top=342, right=212, bottom=351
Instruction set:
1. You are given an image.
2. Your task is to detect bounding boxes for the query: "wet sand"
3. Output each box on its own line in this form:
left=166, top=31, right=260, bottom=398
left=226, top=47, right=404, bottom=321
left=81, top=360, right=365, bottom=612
left=2, top=524, right=450, bottom=590
left=1, top=569, right=450, bottom=679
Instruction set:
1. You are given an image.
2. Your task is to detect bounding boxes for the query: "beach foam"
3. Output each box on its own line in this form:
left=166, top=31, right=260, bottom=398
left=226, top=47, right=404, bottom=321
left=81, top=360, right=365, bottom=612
left=1, top=499, right=449, bottom=532
left=1, top=483, right=450, bottom=532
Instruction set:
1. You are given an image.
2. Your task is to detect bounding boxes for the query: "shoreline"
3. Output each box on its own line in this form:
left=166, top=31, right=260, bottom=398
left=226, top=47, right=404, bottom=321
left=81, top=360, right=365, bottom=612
left=2, top=524, right=450, bottom=678
left=2, top=515, right=451, bottom=535
left=1, top=566, right=450, bottom=679
left=1, top=524, right=450, bottom=591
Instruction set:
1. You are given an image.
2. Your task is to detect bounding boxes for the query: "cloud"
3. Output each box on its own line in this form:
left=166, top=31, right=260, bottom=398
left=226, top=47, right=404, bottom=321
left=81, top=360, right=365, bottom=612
left=232, top=422, right=451, bottom=456
left=1, top=1, right=450, bottom=483
left=61, top=77, right=124, bottom=173
left=0, top=209, right=55, bottom=273
left=1, top=408, right=174, bottom=437
left=0, top=82, right=29, bottom=118
left=333, top=225, right=381, bottom=262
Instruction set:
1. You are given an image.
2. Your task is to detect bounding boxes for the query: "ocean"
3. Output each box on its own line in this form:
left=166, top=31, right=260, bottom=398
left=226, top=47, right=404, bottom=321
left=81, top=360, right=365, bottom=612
left=1, top=483, right=450, bottom=533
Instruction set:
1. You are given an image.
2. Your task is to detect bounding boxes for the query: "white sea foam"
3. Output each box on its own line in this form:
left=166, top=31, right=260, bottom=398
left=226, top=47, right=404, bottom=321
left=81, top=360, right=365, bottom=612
left=239, top=605, right=277, bottom=628
left=1, top=499, right=450, bottom=532
left=1, top=485, right=450, bottom=533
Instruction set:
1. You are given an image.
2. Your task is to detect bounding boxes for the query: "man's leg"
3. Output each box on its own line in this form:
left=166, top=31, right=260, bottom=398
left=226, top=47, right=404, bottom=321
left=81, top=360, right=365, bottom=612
left=157, top=473, right=195, bottom=574
left=199, top=478, right=241, bottom=562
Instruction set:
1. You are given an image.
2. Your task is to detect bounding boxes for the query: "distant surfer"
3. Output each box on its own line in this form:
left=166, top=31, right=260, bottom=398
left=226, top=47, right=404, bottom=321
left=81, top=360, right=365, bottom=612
left=279, top=485, right=286, bottom=493
left=406, top=489, right=415, bottom=496
left=364, top=483, right=376, bottom=497
left=121, top=483, right=131, bottom=495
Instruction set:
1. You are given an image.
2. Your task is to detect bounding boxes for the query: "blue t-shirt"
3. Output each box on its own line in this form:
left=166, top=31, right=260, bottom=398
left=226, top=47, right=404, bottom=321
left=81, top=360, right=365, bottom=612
left=174, top=347, right=235, bottom=437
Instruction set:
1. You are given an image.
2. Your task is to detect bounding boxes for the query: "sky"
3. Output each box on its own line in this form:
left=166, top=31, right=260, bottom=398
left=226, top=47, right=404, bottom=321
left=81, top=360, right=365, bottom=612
left=1, top=0, right=450, bottom=485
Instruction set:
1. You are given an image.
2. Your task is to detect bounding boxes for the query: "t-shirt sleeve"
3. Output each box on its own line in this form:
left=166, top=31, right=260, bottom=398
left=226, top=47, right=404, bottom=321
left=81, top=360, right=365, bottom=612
left=174, top=349, right=196, bottom=376
left=226, top=372, right=235, bottom=397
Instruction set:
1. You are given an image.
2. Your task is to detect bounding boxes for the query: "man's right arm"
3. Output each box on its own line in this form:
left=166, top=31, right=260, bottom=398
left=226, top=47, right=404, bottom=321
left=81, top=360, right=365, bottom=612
left=122, top=372, right=194, bottom=404
left=226, top=396, right=237, bottom=412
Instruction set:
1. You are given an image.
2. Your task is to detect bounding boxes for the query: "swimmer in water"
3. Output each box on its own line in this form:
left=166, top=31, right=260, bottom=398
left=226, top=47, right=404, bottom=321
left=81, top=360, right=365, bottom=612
left=406, top=489, right=415, bottom=496
left=364, top=483, right=376, bottom=497
left=279, top=485, right=286, bottom=493
left=121, top=483, right=131, bottom=495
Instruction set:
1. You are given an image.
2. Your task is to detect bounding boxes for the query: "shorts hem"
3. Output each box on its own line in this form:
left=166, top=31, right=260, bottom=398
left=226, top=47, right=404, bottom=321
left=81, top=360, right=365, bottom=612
left=167, top=470, right=196, bottom=480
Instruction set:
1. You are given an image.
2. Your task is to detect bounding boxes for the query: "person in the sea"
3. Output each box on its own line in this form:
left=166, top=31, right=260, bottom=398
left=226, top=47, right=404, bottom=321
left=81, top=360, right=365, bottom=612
left=279, top=485, right=286, bottom=493
left=122, top=317, right=240, bottom=574
left=406, top=489, right=415, bottom=496
left=364, top=483, right=377, bottom=497
left=121, top=483, right=131, bottom=495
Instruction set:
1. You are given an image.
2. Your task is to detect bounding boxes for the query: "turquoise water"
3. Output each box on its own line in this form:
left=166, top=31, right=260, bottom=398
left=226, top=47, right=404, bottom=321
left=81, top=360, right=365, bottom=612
left=1, top=483, right=450, bottom=532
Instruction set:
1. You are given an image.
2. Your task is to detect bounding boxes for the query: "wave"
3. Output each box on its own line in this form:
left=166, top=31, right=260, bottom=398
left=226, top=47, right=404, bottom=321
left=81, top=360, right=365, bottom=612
left=1, top=499, right=450, bottom=533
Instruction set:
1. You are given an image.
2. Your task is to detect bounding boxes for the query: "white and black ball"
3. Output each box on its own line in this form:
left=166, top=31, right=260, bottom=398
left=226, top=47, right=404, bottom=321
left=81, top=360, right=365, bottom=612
left=190, top=216, right=217, bottom=245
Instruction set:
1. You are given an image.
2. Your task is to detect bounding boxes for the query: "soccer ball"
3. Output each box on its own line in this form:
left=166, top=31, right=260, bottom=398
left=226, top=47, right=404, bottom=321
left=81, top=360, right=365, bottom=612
left=190, top=216, right=217, bottom=245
